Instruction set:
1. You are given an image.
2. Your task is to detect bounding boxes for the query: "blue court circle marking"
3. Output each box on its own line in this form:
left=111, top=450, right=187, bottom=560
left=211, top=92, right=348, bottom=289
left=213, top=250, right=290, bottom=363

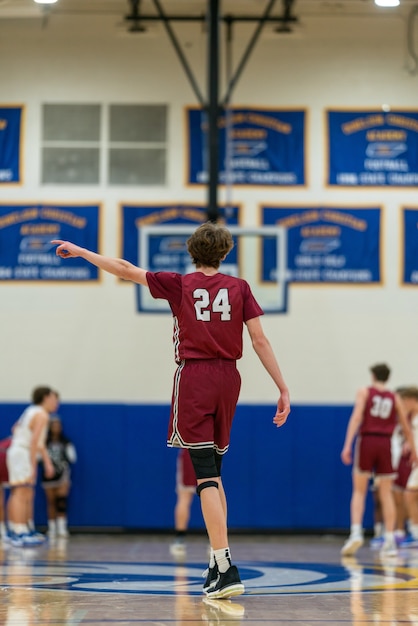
left=1, top=560, right=417, bottom=595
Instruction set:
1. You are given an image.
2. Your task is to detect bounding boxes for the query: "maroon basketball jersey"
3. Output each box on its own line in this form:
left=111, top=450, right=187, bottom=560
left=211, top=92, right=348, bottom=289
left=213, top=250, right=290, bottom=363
left=146, top=271, right=263, bottom=362
left=0, top=437, right=11, bottom=484
left=359, top=387, right=397, bottom=436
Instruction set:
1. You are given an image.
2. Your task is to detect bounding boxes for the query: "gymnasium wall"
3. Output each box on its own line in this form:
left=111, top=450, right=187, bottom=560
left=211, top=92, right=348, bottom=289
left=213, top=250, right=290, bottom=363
left=0, top=7, right=414, bottom=530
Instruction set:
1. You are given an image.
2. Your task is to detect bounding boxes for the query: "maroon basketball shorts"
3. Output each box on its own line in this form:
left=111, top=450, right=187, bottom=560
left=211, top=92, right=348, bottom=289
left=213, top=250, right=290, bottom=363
left=394, top=453, right=412, bottom=490
left=355, top=434, right=395, bottom=477
left=168, top=359, right=241, bottom=454
left=176, top=448, right=196, bottom=491
left=0, top=438, right=11, bottom=484
left=0, top=450, right=8, bottom=484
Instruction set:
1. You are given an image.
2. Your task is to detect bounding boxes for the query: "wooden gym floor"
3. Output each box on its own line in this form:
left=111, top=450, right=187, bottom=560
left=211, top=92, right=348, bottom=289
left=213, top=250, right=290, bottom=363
left=1, top=533, right=418, bottom=625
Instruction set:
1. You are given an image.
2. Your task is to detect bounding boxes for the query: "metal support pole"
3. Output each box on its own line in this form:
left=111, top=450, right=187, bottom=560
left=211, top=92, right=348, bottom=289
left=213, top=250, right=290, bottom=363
left=125, top=14, right=296, bottom=24
left=207, top=0, right=220, bottom=223
left=128, top=0, right=145, bottom=32
left=224, top=17, right=234, bottom=214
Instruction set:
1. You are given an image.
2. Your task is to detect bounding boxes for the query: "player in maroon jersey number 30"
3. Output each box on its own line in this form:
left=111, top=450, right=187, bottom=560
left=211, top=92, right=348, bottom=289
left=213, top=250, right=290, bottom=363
left=341, top=363, right=417, bottom=557
left=52, top=222, right=290, bottom=599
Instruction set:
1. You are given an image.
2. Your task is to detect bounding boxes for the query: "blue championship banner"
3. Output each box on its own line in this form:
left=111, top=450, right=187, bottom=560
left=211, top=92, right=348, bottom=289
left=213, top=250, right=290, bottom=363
left=187, top=107, right=306, bottom=186
left=262, top=206, right=381, bottom=284
left=0, top=204, right=100, bottom=281
left=0, top=106, right=23, bottom=183
left=327, top=110, right=418, bottom=186
left=402, top=208, right=418, bottom=285
left=121, top=204, right=239, bottom=312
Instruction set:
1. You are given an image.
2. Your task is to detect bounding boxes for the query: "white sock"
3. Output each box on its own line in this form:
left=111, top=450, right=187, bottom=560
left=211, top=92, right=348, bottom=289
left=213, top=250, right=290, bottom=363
left=374, top=522, right=383, bottom=537
left=48, top=519, right=57, bottom=534
left=27, top=519, right=35, bottom=532
left=214, top=547, right=231, bottom=573
left=57, top=517, right=67, bottom=534
left=15, top=523, right=28, bottom=535
left=410, top=524, right=418, bottom=540
left=384, top=530, right=395, bottom=542
left=394, top=529, right=405, bottom=539
left=0, top=521, right=6, bottom=537
left=350, top=524, right=362, bottom=537
left=209, top=547, right=215, bottom=569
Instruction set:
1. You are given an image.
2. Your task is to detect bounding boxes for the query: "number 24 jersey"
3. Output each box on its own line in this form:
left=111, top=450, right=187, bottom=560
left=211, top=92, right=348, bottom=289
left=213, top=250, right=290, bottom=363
left=146, top=271, right=264, bottom=362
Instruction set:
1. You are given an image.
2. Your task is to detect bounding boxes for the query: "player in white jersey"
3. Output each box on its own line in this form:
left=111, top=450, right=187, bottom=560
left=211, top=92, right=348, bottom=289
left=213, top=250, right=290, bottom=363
left=6, top=387, right=57, bottom=546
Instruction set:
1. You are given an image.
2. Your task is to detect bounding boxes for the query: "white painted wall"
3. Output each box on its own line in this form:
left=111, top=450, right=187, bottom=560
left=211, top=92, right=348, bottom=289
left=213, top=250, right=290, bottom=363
left=0, top=9, right=417, bottom=403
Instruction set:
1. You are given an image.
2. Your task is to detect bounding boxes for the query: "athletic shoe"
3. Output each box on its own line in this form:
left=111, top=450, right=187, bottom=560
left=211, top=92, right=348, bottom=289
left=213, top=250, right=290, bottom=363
left=1, top=532, right=11, bottom=545
left=22, top=531, right=46, bottom=546
left=399, top=534, right=418, bottom=548
left=370, top=536, right=384, bottom=550
left=380, top=537, right=398, bottom=557
left=202, top=563, right=219, bottom=592
left=30, top=530, right=46, bottom=541
left=202, top=597, right=245, bottom=621
left=205, top=565, right=245, bottom=599
left=341, top=534, right=364, bottom=556
left=9, top=532, right=25, bottom=548
left=169, top=540, right=186, bottom=559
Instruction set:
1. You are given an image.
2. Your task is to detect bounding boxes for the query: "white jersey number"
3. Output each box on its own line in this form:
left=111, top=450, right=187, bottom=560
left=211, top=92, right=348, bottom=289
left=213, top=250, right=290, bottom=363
left=370, top=395, right=393, bottom=420
left=193, top=288, right=231, bottom=321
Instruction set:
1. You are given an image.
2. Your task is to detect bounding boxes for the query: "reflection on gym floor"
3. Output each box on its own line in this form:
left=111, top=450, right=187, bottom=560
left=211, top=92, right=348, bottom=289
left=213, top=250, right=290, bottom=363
left=1, top=534, right=418, bottom=625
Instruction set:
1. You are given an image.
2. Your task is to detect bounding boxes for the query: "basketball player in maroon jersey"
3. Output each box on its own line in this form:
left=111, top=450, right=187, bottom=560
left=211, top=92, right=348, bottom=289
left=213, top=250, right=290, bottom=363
left=52, top=222, right=290, bottom=599
left=0, top=437, right=11, bottom=541
left=341, top=363, right=416, bottom=557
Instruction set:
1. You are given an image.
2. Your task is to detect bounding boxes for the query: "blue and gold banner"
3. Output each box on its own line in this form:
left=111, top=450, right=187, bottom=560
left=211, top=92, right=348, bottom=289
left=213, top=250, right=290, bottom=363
left=327, top=110, right=418, bottom=186
left=187, top=107, right=306, bottom=186
left=262, top=206, right=381, bottom=283
left=121, top=204, right=240, bottom=312
left=0, top=106, right=23, bottom=184
left=0, top=204, right=100, bottom=281
left=402, top=208, right=418, bottom=285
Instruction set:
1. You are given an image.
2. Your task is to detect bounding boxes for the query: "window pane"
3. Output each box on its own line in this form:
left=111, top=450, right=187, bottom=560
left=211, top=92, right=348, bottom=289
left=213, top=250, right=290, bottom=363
left=43, top=104, right=101, bottom=141
left=109, top=148, right=165, bottom=185
left=42, top=147, right=100, bottom=184
left=109, top=105, right=167, bottom=142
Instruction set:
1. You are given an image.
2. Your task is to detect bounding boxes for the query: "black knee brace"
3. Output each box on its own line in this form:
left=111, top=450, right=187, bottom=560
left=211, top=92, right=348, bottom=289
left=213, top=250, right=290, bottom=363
left=55, top=496, right=67, bottom=514
left=189, top=447, right=218, bottom=479
left=214, top=451, right=223, bottom=476
left=196, top=480, right=219, bottom=497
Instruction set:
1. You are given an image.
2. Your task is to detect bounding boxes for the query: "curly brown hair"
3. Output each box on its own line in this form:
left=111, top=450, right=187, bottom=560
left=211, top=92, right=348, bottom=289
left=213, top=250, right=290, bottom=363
left=187, top=222, right=234, bottom=269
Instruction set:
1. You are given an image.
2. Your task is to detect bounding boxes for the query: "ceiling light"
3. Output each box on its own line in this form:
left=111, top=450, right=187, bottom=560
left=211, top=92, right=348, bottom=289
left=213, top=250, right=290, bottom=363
left=374, top=0, right=400, bottom=7
left=33, top=0, right=58, bottom=4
